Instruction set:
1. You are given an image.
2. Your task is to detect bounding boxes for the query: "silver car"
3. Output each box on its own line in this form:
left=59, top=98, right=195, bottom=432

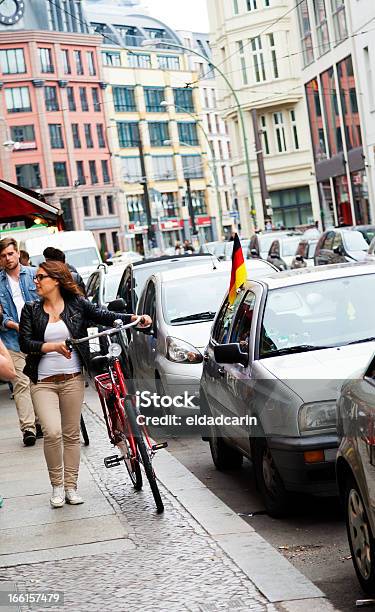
left=337, top=353, right=375, bottom=594
left=128, top=259, right=278, bottom=413
left=200, top=262, right=375, bottom=517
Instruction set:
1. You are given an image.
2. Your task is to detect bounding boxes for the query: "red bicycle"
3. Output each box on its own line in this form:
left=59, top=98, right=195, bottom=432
left=66, top=317, right=166, bottom=513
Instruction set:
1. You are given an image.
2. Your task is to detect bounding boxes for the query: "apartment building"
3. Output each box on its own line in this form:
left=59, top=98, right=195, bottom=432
left=86, top=3, right=218, bottom=254
left=295, top=0, right=372, bottom=226
left=207, top=0, right=320, bottom=235
left=0, top=0, right=123, bottom=254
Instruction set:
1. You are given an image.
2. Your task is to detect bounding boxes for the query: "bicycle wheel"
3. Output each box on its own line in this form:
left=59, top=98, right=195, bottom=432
left=123, top=438, right=142, bottom=491
left=125, top=398, right=164, bottom=513
left=108, top=395, right=142, bottom=491
left=80, top=415, right=90, bottom=446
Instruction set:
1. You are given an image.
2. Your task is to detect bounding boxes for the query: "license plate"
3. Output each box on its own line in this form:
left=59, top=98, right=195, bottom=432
left=324, top=448, right=337, bottom=462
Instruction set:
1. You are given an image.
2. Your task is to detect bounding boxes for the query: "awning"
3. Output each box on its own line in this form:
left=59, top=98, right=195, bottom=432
left=0, top=180, right=64, bottom=230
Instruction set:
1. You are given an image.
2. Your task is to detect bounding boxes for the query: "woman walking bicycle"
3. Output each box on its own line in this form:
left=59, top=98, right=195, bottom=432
left=19, top=261, right=150, bottom=508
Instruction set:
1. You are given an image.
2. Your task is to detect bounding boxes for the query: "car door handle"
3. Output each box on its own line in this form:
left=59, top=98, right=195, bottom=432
left=218, top=367, right=225, bottom=377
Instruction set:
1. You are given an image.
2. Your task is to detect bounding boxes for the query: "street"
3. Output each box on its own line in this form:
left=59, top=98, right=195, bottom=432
left=154, top=427, right=364, bottom=612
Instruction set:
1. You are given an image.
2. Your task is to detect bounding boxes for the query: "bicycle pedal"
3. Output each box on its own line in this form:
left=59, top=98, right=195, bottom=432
left=104, top=454, right=123, bottom=468
left=151, top=442, right=168, bottom=451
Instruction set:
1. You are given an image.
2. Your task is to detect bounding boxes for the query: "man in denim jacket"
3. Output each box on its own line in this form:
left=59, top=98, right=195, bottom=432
left=0, top=237, right=39, bottom=446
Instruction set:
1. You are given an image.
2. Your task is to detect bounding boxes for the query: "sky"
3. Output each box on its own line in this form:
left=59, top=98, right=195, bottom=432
left=146, top=0, right=210, bottom=32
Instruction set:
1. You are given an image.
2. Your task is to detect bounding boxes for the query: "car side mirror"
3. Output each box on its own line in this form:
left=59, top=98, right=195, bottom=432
left=295, top=255, right=304, bottom=262
left=333, top=246, right=343, bottom=256
left=250, top=248, right=259, bottom=257
left=269, top=253, right=278, bottom=259
left=214, top=343, right=248, bottom=366
left=108, top=298, right=127, bottom=312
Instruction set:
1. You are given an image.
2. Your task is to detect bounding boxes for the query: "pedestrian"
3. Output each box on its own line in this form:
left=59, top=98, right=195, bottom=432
left=175, top=241, right=182, bottom=255
left=0, top=237, right=40, bottom=446
left=43, top=247, right=86, bottom=295
left=183, top=239, right=195, bottom=254
left=19, top=250, right=30, bottom=266
left=19, top=260, right=151, bottom=509
left=0, top=337, right=16, bottom=510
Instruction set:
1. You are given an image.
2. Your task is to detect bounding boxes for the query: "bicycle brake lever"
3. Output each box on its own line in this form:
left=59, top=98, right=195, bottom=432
left=65, top=338, right=73, bottom=352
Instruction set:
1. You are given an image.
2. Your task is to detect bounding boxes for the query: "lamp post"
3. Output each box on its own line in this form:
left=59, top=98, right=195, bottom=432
left=142, top=39, right=256, bottom=230
left=160, top=100, right=223, bottom=238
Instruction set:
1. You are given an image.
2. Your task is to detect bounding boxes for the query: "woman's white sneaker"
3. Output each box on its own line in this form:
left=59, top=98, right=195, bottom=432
left=50, top=486, right=65, bottom=508
left=65, top=489, right=84, bottom=505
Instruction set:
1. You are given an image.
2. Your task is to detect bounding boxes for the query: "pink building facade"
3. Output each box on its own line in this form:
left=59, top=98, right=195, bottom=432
left=0, top=30, right=125, bottom=254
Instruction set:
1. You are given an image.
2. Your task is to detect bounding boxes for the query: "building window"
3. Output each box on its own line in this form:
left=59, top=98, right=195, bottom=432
left=76, top=161, right=85, bottom=185
left=237, top=41, right=248, bottom=85
left=173, top=88, right=194, bottom=112
left=182, top=155, right=203, bottom=178
left=149, top=122, right=169, bottom=146
left=121, top=156, right=142, bottom=182
left=246, top=0, right=257, bottom=10
left=203, top=88, right=209, bottom=107
left=89, top=161, right=98, bottom=184
left=331, top=0, right=347, bottom=42
left=364, top=47, right=374, bottom=111
left=101, top=160, right=110, bottom=183
left=49, top=124, right=64, bottom=148
left=337, top=56, right=362, bottom=151
left=251, top=36, right=266, bottom=82
left=92, top=87, right=100, bottom=112
left=128, top=53, right=151, bottom=69
left=321, top=66, right=342, bottom=156
left=264, top=0, right=270, bottom=5
left=84, top=124, right=93, bottom=148
left=298, top=0, right=314, bottom=66
left=67, top=87, right=76, bottom=111
left=62, top=50, right=71, bottom=74
left=273, top=112, right=287, bottom=153
left=95, top=195, right=102, bottom=215
left=117, top=122, right=140, bottom=147
left=314, top=0, right=330, bottom=56
left=87, top=51, right=96, bottom=76
left=305, top=78, right=327, bottom=161
left=290, top=110, right=300, bottom=150
left=144, top=87, right=165, bottom=112
left=0, top=48, right=25, bottom=74
left=54, top=162, right=69, bottom=187
left=16, top=164, right=41, bottom=188
left=183, top=189, right=207, bottom=215
left=74, top=50, right=84, bottom=75
left=39, top=48, right=54, bottom=73
left=10, top=125, right=35, bottom=143
left=215, top=115, right=221, bottom=133
left=60, top=198, right=75, bottom=230
left=268, top=33, right=279, bottom=79
left=113, top=86, right=136, bottom=112
left=80, top=87, right=89, bottom=111
left=45, top=86, right=59, bottom=111
left=260, top=115, right=270, bottom=154
left=5, top=87, right=31, bottom=113
left=107, top=195, right=114, bottom=214
left=96, top=124, right=106, bottom=148
left=178, top=122, right=199, bottom=146
left=127, top=194, right=147, bottom=224
left=102, top=51, right=121, bottom=66
left=270, top=186, right=313, bottom=228
left=233, top=0, right=239, bottom=14
left=82, top=196, right=90, bottom=216
left=158, top=55, right=180, bottom=70
left=112, top=231, right=120, bottom=252
left=71, top=123, right=81, bottom=148
left=152, top=156, right=176, bottom=180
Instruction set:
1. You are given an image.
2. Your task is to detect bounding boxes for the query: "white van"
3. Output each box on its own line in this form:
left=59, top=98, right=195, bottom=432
left=20, top=230, right=102, bottom=281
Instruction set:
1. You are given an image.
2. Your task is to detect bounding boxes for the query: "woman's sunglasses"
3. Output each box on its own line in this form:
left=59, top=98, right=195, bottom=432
left=34, top=274, right=50, bottom=283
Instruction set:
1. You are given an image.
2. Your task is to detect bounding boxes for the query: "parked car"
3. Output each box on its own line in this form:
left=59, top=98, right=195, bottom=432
left=351, top=224, right=375, bottom=245
left=200, top=262, right=375, bottom=517
left=200, top=239, right=250, bottom=261
left=291, top=239, right=318, bottom=269
left=266, top=235, right=303, bottom=270
left=128, top=258, right=279, bottom=412
left=314, top=228, right=368, bottom=266
left=106, top=251, right=143, bottom=266
left=248, top=231, right=302, bottom=260
left=86, top=264, right=126, bottom=308
left=365, top=235, right=375, bottom=263
left=337, top=353, right=375, bottom=594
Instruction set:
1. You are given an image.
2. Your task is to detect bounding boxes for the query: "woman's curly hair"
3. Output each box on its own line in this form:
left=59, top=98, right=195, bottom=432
left=39, top=260, right=84, bottom=298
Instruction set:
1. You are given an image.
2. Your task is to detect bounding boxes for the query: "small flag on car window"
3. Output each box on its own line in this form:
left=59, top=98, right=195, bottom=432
left=228, top=233, right=247, bottom=305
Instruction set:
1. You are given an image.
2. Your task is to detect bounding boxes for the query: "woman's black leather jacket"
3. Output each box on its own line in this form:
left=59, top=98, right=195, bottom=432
left=19, top=296, right=132, bottom=383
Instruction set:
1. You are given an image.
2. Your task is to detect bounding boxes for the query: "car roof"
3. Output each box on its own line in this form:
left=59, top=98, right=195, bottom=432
left=155, top=263, right=224, bottom=284
left=246, top=261, right=375, bottom=290
left=132, top=253, right=214, bottom=268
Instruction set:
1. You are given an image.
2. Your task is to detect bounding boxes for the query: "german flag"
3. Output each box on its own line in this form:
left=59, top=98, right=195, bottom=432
left=228, top=233, right=247, bottom=305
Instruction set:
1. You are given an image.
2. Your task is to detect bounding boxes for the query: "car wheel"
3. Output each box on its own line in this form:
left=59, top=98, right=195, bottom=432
left=345, top=477, right=375, bottom=594
left=253, top=438, right=290, bottom=518
left=209, top=422, right=243, bottom=471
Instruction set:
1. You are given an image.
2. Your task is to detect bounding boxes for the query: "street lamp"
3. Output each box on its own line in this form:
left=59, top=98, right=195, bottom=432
left=160, top=100, right=223, bottom=237
left=142, top=39, right=256, bottom=230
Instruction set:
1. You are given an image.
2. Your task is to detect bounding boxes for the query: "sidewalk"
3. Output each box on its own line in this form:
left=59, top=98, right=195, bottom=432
left=0, top=385, right=338, bottom=612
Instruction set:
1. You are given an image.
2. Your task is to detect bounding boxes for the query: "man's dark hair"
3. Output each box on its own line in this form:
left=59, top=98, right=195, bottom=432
left=43, top=247, right=66, bottom=263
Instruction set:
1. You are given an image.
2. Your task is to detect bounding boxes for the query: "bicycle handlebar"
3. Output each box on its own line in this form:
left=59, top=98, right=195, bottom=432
left=66, top=316, right=144, bottom=348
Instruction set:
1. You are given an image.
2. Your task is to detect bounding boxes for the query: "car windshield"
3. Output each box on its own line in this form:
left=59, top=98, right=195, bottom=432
left=162, top=271, right=229, bottom=325
left=280, top=237, right=301, bottom=257
left=343, top=231, right=368, bottom=251
left=358, top=228, right=375, bottom=244
left=30, top=247, right=100, bottom=269
left=260, top=273, right=375, bottom=357
left=104, top=270, right=125, bottom=302
left=259, top=234, right=278, bottom=256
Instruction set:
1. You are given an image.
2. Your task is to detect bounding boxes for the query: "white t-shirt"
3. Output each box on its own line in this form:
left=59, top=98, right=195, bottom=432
left=7, top=274, right=24, bottom=322
left=38, top=319, right=81, bottom=380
